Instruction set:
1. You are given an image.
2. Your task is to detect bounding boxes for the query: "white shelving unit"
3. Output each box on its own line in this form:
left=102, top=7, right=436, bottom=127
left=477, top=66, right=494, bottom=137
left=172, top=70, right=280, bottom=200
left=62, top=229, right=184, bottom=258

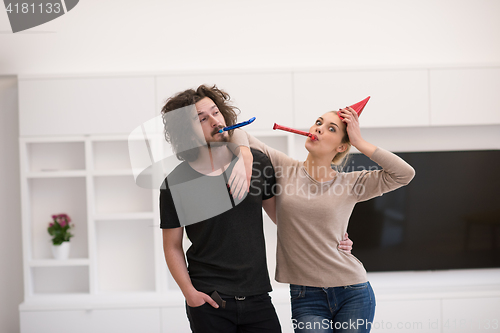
left=19, top=135, right=164, bottom=300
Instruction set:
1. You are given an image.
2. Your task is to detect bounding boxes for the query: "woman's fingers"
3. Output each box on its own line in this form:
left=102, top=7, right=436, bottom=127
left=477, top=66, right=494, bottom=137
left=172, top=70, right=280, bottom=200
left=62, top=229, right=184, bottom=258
left=233, top=177, right=247, bottom=200
left=339, top=107, right=360, bottom=130
left=345, top=107, right=359, bottom=123
left=346, top=106, right=358, bottom=117
left=339, top=108, right=349, bottom=122
left=228, top=173, right=236, bottom=191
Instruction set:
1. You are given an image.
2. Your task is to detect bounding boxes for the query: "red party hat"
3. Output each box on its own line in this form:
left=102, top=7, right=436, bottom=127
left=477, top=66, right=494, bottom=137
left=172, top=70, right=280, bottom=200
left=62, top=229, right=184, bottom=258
left=349, top=96, right=370, bottom=116
left=339, top=96, right=371, bottom=119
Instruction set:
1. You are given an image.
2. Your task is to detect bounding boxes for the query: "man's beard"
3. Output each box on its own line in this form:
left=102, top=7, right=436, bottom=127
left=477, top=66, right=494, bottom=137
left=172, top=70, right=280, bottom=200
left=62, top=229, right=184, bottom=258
left=206, top=135, right=228, bottom=144
left=208, top=126, right=228, bottom=143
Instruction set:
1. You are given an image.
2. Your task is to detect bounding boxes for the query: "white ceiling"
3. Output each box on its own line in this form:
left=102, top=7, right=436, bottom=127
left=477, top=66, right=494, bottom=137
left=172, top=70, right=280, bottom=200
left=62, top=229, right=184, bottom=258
left=1, top=0, right=500, bottom=76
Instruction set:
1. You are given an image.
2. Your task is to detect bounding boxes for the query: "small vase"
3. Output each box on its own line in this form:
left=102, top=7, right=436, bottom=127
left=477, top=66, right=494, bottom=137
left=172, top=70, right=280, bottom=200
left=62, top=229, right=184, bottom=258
left=51, top=242, right=71, bottom=260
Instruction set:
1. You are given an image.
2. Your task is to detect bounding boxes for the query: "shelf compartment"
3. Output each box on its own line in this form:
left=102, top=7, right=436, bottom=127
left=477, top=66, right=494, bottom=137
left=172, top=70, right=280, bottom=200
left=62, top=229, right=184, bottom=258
left=29, top=177, right=88, bottom=260
left=91, top=169, right=135, bottom=177
left=93, top=175, right=153, bottom=214
left=27, top=142, right=85, bottom=172
left=95, top=219, right=155, bottom=293
left=29, top=259, right=90, bottom=267
left=92, top=140, right=135, bottom=171
left=32, top=266, right=89, bottom=294
left=27, top=170, right=87, bottom=178
left=94, top=212, right=155, bottom=221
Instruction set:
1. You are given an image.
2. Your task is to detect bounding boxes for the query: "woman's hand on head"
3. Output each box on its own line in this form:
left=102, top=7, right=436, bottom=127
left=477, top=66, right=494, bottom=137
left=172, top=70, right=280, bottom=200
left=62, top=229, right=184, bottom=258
left=339, top=106, right=363, bottom=147
left=339, top=107, right=377, bottom=158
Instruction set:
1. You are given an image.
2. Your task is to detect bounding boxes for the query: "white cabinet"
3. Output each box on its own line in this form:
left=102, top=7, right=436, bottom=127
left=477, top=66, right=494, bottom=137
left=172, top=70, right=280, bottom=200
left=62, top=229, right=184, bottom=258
left=372, top=299, right=441, bottom=333
left=161, top=307, right=191, bottom=333
left=20, top=308, right=162, bottom=333
left=372, top=297, right=500, bottom=333
left=429, top=67, right=500, bottom=126
left=442, top=297, right=500, bottom=333
left=18, top=67, right=500, bottom=139
left=18, top=76, right=156, bottom=136
left=293, top=70, right=430, bottom=129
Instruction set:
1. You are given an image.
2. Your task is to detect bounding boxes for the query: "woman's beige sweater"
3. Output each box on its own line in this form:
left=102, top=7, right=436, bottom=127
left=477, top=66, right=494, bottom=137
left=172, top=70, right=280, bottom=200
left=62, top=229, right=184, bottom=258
left=240, top=131, right=415, bottom=287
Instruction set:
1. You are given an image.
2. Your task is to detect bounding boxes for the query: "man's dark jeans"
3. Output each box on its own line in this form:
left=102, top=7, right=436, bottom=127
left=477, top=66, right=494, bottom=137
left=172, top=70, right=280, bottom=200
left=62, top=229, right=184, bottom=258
left=185, top=293, right=282, bottom=333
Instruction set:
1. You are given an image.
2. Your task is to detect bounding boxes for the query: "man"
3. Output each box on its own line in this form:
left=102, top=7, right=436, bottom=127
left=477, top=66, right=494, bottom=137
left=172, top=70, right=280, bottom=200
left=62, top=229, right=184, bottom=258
left=159, top=84, right=352, bottom=333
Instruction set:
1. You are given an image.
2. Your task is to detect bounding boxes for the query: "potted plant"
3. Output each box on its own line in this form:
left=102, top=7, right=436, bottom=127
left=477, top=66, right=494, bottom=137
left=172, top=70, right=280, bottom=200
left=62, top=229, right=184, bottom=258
left=47, top=213, right=74, bottom=260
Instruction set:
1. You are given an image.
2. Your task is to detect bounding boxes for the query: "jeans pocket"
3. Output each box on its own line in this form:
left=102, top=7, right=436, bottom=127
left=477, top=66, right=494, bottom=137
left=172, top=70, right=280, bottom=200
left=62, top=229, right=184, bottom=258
left=290, top=284, right=306, bottom=300
left=345, top=282, right=368, bottom=290
left=186, top=301, right=209, bottom=309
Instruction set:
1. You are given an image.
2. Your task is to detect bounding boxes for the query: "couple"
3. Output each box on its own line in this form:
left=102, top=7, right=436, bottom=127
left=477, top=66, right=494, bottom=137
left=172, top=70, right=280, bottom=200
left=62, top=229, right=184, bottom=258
left=159, top=85, right=415, bottom=333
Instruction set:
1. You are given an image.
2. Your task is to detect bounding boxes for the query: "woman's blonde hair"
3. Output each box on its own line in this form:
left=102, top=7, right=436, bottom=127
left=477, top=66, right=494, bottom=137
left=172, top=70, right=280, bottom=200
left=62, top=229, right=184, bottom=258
left=330, top=111, right=351, bottom=170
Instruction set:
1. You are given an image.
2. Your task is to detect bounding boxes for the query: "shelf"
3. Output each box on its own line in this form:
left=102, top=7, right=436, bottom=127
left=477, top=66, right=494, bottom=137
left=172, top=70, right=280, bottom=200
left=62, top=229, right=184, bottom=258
left=27, top=141, right=85, bottom=172
left=29, top=177, right=88, bottom=260
left=94, top=212, right=155, bottom=221
left=32, top=266, right=90, bottom=294
left=91, top=169, right=135, bottom=177
left=93, top=140, right=134, bottom=171
left=26, top=170, right=87, bottom=178
left=93, top=175, right=153, bottom=214
left=95, top=219, right=156, bottom=293
left=29, top=259, right=90, bottom=267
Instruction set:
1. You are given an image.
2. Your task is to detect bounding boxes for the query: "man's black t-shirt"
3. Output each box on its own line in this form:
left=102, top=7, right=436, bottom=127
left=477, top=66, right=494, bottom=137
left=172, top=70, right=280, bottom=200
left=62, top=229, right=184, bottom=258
left=160, top=149, right=276, bottom=296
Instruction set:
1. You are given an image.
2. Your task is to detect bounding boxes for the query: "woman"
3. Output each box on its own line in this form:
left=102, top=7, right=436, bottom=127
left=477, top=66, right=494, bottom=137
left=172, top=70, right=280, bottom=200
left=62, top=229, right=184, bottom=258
left=233, top=106, right=415, bottom=333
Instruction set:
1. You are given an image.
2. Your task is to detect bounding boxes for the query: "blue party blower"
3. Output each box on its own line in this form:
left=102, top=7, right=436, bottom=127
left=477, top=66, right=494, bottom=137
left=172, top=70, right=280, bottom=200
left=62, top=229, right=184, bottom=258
left=218, top=117, right=256, bottom=133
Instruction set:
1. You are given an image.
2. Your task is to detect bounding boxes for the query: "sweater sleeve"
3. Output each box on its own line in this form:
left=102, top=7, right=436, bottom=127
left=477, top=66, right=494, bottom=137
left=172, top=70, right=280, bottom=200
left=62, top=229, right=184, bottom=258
left=244, top=131, right=296, bottom=169
left=352, top=147, right=415, bottom=202
left=230, top=128, right=250, bottom=148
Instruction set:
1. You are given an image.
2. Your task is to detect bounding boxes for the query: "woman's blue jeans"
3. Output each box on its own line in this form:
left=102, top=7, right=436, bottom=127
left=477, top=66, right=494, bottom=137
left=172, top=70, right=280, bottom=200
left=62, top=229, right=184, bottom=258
left=290, top=282, right=376, bottom=333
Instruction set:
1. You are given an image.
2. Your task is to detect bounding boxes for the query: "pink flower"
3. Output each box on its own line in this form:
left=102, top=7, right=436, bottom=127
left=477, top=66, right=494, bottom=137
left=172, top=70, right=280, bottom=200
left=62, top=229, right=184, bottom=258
left=60, top=220, right=67, bottom=227
left=49, top=223, right=54, bottom=227
left=57, top=214, right=71, bottom=223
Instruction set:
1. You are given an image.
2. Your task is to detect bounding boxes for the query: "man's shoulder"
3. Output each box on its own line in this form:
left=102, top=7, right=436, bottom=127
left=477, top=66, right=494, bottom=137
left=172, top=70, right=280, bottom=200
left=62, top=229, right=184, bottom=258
left=161, top=161, right=194, bottom=189
left=250, top=148, right=272, bottom=165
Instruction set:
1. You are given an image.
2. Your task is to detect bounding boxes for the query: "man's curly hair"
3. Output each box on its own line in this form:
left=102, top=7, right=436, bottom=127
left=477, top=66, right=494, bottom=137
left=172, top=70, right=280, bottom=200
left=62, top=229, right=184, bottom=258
left=161, top=85, right=240, bottom=162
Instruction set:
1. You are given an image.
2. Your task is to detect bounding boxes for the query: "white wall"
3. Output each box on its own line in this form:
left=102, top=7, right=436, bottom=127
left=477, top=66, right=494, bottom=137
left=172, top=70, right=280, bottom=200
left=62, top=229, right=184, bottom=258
left=0, top=0, right=499, bottom=75
left=0, top=76, right=23, bottom=333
